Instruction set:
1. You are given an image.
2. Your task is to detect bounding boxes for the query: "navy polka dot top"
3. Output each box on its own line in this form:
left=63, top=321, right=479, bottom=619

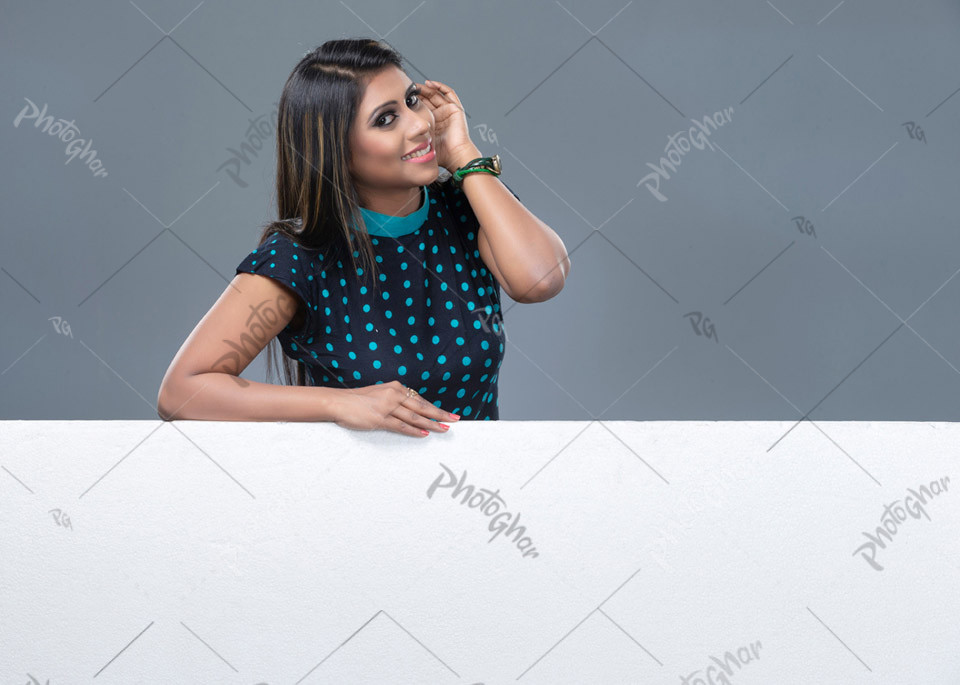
left=235, top=176, right=519, bottom=420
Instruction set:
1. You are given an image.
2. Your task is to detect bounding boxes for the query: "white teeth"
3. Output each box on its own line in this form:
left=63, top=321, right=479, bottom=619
left=402, top=142, right=431, bottom=160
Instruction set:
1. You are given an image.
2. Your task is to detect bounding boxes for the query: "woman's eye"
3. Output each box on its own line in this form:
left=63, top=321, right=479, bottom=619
left=376, top=92, right=421, bottom=127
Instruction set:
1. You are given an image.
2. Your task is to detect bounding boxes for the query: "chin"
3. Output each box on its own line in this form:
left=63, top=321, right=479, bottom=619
left=405, top=164, right=439, bottom=181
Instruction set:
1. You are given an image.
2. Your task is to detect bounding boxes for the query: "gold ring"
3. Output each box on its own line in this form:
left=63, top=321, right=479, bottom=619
left=405, top=386, right=418, bottom=398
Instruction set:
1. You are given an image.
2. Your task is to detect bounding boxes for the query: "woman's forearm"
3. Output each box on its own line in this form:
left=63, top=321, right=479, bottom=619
left=454, top=145, right=570, bottom=298
left=157, top=372, right=341, bottom=422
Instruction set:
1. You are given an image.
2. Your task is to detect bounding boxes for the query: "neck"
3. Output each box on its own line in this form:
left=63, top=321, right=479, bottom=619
left=356, top=184, right=423, bottom=217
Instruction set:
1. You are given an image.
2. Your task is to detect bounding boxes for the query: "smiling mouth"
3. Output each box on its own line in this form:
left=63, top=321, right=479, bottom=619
left=401, top=140, right=433, bottom=161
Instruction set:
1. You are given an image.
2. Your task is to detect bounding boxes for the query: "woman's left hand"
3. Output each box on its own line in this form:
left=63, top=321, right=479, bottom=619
left=418, top=79, right=475, bottom=173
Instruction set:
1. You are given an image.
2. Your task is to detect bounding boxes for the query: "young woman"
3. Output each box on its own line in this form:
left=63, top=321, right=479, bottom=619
left=157, top=38, right=570, bottom=437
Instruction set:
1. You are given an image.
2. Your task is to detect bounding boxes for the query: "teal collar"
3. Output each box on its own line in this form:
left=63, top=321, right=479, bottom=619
left=354, top=185, right=429, bottom=237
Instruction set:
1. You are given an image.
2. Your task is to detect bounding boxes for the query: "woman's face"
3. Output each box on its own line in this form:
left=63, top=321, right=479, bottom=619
left=349, top=66, right=437, bottom=204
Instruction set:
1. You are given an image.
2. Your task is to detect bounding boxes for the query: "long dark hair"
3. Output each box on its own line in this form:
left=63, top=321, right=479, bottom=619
left=255, top=37, right=434, bottom=387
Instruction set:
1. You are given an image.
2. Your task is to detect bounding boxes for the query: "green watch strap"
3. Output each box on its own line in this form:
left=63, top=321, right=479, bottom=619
left=453, top=154, right=501, bottom=185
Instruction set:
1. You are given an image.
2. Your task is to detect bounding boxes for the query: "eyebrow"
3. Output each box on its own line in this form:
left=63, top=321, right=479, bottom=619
left=367, top=83, right=418, bottom=124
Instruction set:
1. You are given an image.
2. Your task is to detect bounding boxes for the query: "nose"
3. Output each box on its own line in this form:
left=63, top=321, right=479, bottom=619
left=410, top=112, right=431, bottom=138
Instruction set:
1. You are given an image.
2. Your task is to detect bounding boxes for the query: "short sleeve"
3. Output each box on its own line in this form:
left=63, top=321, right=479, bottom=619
left=234, top=231, right=320, bottom=339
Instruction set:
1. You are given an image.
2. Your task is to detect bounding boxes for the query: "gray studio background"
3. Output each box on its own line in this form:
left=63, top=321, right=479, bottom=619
left=3, top=0, right=959, bottom=421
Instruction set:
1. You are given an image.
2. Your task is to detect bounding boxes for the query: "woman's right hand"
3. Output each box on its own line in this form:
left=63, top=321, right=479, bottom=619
left=331, top=380, right=460, bottom=437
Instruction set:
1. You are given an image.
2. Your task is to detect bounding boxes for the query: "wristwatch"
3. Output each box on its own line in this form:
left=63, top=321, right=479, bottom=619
left=452, top=154, right=501, bottom=185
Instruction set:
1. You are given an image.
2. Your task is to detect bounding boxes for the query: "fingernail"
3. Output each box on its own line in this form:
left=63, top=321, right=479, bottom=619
left=420, top=430, right=430, bottom=436
left=439, top=423, right=450, bottom=430
left=449, top=413, right=460, bottom=420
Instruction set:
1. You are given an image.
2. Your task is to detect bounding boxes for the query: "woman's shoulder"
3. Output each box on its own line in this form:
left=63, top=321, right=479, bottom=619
left=248, top=226, right=346, bottom=265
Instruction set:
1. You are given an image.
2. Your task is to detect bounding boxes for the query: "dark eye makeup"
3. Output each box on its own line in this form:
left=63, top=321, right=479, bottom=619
left=374, top=87, right=422, bottom=128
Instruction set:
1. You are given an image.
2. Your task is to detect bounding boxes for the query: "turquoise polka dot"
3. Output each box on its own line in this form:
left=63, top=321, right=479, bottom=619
left=236, top=183, right=507, bottom=419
